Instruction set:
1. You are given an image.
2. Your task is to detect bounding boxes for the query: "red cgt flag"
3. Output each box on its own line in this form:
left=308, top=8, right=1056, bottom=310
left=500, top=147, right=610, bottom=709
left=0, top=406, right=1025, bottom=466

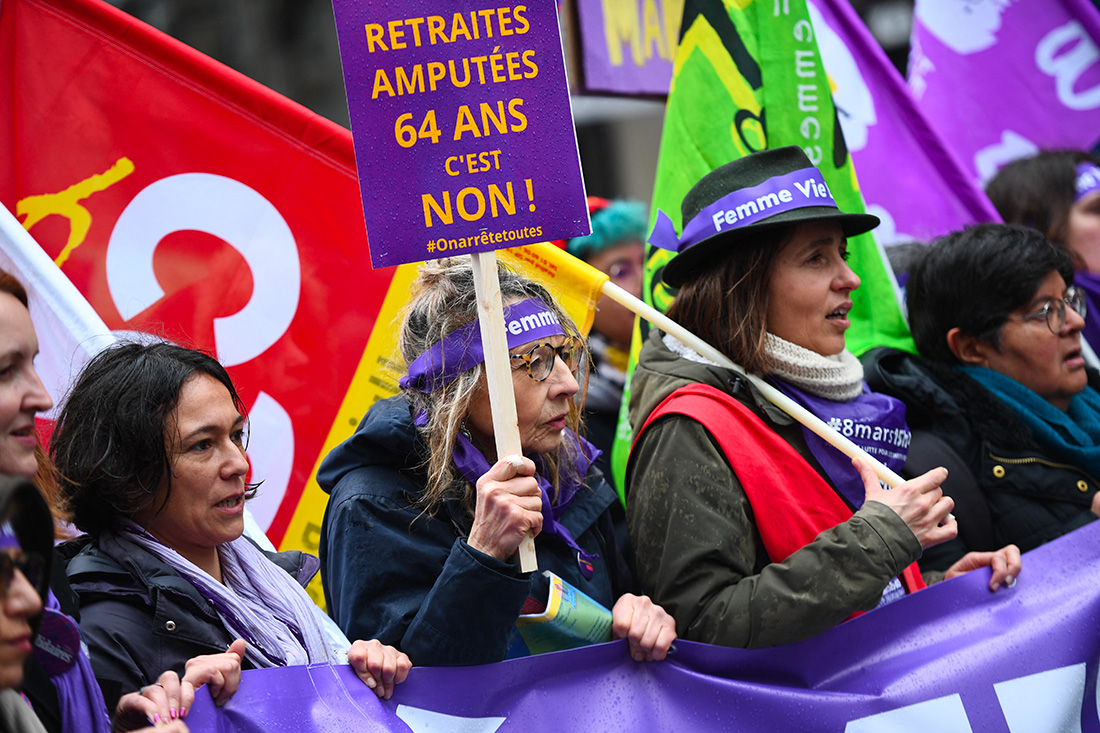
left=0, top=0, right=400, bottom=554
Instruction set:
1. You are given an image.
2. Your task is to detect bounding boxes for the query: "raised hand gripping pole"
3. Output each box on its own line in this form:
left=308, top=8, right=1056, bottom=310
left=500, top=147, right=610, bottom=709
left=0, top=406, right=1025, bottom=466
left=470, top=251, right=539, bottom=571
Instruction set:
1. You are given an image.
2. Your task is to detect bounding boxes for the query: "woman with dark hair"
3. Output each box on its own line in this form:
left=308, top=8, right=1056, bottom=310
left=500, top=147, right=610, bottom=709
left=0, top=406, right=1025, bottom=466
left=986, top=150, right=1100, bottom=349
left=626, top=147, right=1020, bottom=649
left=55, top=342, right=410, bottom=709
left=0, top=269, right=229, bottom=731
left=865, top=223, right=1098, bottom=565
left=319, top=257, right=675, bottom=666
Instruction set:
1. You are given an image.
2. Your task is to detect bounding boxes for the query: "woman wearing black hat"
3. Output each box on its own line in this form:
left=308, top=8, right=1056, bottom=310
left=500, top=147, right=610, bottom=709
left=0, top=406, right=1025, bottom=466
left=625, top=146, right=1021, bottom=649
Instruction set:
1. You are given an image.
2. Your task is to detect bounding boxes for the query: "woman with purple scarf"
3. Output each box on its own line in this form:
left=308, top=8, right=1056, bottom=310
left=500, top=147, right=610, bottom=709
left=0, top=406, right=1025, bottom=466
left=626, top=147, right=1021, bottom=649
left=51, top=342, right=410, bottom=715
left=0, top=269, right=229, bottom=732
left=318, top=258, right=675, bottom=666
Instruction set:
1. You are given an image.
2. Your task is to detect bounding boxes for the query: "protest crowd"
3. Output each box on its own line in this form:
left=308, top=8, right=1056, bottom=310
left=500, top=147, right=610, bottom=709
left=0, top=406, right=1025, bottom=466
left=5, top=0, right=1100, bottom=731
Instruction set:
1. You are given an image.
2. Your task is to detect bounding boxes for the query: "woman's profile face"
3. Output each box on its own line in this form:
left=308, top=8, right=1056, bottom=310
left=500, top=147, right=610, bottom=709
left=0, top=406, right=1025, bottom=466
left=975, top=270, right=1087, bottom=410
left=134, top=373, right=250, bottom=566
left=466, top=333, right=580, bottom=457
left=0, top=292, right=53, bottom=478
left=764, top=221, right=859, bottom=356
left=0, top=547, right=43, bottom=689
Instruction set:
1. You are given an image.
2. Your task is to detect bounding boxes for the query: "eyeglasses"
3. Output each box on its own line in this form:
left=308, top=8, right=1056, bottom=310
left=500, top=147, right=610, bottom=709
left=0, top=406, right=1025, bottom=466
left=1007, top=286, right=1087, bottom=334
left=0, top=551, right=46, bottom=600
left=509, top=338, right=582, bottom=382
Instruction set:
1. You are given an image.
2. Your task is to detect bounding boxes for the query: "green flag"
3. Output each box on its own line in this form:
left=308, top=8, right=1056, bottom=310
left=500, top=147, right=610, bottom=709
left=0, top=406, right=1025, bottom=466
left=610, top=0, right=915, bottom=500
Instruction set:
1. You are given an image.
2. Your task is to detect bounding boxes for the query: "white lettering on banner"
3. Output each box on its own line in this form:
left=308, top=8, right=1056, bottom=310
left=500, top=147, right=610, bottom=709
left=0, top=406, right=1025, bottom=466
left=845, top=694, right=973, bottom=732
left=973, top=130, right=1040, bottom=186
left=845, top=662, right=1090, bottom=731
left=1036, top=21, right=1100, bottom=111
left=105, top=173, right=301, bottom=367
left=995, top=663, right=1085, bottom=733
left=396, top=704, right=505, bottom=733
left=242, top=391, right=294, bottom=532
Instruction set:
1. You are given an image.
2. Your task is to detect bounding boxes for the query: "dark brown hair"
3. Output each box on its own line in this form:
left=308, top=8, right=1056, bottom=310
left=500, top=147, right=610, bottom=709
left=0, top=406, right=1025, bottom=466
left=665, top=227, right=792, bottom=374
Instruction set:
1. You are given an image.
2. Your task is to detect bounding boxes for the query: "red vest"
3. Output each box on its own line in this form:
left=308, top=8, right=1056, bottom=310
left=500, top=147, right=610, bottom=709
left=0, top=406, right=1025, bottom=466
left=632, top=383, right=925, bottom=598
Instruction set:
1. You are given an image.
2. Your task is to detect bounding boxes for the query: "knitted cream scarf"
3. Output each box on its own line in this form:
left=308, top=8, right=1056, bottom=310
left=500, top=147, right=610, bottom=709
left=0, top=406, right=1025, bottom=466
left=763, top=333, right=864, bottom=401
left=662, top=331, right=864, bottom=401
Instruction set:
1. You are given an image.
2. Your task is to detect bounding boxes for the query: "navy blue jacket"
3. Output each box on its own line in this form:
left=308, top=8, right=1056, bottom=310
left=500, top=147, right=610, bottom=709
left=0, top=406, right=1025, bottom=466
left=318, top=396, right=632, bottom=667
left=65, top=533, right=316, bottom=709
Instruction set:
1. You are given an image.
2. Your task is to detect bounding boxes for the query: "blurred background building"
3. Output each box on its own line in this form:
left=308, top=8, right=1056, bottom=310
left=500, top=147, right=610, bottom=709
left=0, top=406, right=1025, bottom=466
left=105, top=0, right=915, bottom=205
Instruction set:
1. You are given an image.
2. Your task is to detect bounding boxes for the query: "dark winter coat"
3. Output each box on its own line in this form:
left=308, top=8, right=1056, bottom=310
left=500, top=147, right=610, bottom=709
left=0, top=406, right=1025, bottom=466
left=318, top=395, right=634, bottom=667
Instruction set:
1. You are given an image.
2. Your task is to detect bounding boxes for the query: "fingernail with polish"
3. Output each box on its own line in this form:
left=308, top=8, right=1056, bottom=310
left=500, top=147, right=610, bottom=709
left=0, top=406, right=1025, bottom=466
left=1005, top=575, right=1016, bottom=588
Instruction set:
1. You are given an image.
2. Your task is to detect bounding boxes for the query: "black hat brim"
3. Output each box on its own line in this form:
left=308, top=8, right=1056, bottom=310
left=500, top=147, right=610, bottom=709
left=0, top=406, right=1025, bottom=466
left=660, top=207, right=880, bottom=288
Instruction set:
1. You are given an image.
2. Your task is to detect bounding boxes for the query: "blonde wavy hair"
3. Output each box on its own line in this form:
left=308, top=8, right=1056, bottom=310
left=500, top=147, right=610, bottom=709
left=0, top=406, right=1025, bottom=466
left=399, top=258, right=587, bottom=520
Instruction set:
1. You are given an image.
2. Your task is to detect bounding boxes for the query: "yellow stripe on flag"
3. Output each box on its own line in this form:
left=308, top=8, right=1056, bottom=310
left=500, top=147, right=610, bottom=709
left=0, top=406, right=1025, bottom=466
left=497, top=242, right=609, bottom=337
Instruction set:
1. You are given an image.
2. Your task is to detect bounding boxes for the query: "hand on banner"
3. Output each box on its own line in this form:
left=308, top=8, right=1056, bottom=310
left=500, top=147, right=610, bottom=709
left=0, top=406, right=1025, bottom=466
left=113, top=639, right=243, bottom=730
left=944, top=546, right=1022, bottom=592
left=468, top=456, right=544, bottom=561
left=855, top=460, right=958, bottom=548
left=611, top=594, right=677, bottom=662
left=348, top=638, right=412, bottom=700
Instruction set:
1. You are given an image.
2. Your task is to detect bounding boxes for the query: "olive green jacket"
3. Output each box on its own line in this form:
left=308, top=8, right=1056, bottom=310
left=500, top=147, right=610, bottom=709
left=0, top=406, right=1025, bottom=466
left=625, top=329, right=922, bottom=648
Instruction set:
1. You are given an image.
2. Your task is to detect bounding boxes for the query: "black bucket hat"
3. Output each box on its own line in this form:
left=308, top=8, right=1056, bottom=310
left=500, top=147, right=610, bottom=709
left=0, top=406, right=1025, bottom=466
left=650, top=146, right=880, bottom=287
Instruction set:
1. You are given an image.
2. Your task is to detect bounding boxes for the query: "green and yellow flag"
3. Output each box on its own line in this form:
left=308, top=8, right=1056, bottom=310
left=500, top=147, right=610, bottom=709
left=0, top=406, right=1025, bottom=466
left=609, top=0, right=915, bottom=496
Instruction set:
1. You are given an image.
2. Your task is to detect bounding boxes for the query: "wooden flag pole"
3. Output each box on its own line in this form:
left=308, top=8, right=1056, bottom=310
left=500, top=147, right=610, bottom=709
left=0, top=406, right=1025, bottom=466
left=470, top=251, right=539, bottom=572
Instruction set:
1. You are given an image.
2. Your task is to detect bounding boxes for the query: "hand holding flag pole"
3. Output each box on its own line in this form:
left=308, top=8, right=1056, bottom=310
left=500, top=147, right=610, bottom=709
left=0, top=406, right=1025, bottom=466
left=470, top=251, right=539, bottom=572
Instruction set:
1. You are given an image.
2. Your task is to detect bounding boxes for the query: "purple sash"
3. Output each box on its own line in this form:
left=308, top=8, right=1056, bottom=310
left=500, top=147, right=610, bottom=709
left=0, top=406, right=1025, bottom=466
left=774, top=380, right=910, bottom=509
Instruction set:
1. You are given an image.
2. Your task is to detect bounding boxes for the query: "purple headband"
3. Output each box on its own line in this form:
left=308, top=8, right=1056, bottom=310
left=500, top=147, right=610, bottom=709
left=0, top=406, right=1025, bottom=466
left=1076, top=163, right=1100, bottom=201
left=400, top=298, right=566, bottom=393
left=648, top=167, right=837, bottom=253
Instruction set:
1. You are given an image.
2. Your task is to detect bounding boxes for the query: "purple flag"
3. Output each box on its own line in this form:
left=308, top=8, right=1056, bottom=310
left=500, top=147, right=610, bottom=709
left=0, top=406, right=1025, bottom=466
left=189, top=520, right=1100, bottom=731
left=808, top=0, right=1001, bottom=246
left=909, top=0, right=1100, bottom=186
left=574, top=0, right=676, bottom=96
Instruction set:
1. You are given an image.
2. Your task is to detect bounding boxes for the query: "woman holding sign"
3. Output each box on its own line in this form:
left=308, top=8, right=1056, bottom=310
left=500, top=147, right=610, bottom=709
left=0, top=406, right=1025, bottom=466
left=319, top=258, right=675, bottom=666
left=626, top=147, right=1021, bottom=649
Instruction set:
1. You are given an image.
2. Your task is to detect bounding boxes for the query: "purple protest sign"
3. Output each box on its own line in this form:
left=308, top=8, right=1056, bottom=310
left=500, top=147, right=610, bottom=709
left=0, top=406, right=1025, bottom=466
left=909, top=0, right=1100, bottom=187
left=808, top=0, right=1001, bottom=247
left=331, top=1, right=590, bottom=268
left=189, top=520, right=1100, bottom=731
left=574, top=0, right=677, bottom=96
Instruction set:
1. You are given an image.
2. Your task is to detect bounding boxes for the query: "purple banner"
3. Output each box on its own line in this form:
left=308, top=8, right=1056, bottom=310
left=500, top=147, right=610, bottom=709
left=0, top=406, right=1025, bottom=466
left=909, top=0, right=1100, bottom=187
left=574, top=0, right=677, bottom=96
left=189, top=520, right=1100, bottom=731
left=808, top=0, right=1001, bottom=246
left=331, top=1, right=590, bottom=268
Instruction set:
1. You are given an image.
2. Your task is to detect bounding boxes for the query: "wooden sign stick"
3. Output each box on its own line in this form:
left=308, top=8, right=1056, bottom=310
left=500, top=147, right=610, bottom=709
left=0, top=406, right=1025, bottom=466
left=469, top=251, right=539, bottom=572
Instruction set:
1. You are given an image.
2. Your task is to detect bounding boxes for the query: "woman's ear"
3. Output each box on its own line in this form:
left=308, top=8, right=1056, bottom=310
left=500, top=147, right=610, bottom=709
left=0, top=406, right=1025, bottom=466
left=946, top=327, right=992, bottom=366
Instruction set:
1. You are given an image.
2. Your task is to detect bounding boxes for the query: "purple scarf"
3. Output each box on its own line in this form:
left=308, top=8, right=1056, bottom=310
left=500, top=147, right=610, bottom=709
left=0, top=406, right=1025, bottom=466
left=35, top=592, right=110, bottom=733
left=451, top=430, right=602, bottom=577
left=774, top=380, right=911, bottom=509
